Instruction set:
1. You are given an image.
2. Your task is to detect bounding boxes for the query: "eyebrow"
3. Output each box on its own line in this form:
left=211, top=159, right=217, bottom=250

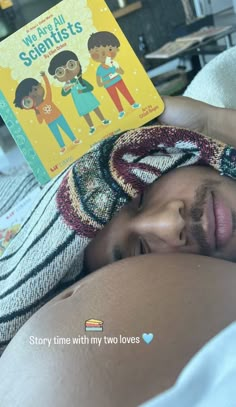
left=111, top=245, right=123, bottom=262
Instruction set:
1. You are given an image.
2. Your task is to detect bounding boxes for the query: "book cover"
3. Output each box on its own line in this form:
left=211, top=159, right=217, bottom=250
left=0, top=0, right=164, bottom=184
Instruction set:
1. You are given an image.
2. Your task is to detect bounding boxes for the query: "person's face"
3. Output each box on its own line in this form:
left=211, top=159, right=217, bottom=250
left=89, top=45, right=118, bottom=64
left=84, top=166, right=236, bottom=272
left=29, top=83, right=44, bottom=106
left=54, top=59, right=81, bottom=82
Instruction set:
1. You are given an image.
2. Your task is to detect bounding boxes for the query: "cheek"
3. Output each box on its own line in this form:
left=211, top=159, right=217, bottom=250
left=91, top=53, right=99, bottom=60
left=64, top=72, right=72, bottom=80
left=66, top=72, right=75, bottom=80
left=110, top=51, right=116, bottom=58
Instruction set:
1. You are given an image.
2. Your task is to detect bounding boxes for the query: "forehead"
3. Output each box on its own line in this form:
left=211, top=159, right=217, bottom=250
left=30, top=84, right=41, bottom=91
left=146, top=165, right=219, bottom=195
left=90, top=45, right=116, bottom=50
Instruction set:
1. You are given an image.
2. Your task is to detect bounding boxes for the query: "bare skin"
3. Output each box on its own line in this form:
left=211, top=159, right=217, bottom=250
left=1, top=97, right=236, bottom=406
left=83, top=107, right=106, bottom=127
left=85, top=166, right=236, bottom=272
left=0, top=254, right=236, bottom=407
left=159, top=95, right=236, bottom=148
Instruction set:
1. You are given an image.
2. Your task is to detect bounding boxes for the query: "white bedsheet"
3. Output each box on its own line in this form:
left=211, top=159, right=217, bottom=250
left=140, top=322, right=236, bottom=407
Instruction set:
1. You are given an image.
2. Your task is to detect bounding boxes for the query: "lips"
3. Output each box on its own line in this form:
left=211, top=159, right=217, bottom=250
left=212, top=193, right=233, bottom=249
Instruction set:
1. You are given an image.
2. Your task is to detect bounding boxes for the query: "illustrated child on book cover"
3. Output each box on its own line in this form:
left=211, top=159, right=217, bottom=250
left=48, top=50, right=111, bottom=136
left=14, top=72, right=81, bottom=155
left=88, top=31, right=141, bottom=119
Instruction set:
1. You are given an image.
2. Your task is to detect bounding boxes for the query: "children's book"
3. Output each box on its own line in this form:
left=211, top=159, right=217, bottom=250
left=146, top=25, right=232, bottom=59
left=0, top=0, right=164, bottom=184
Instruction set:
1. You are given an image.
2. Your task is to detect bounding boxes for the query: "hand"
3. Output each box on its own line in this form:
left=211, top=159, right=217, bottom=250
left=158, top=96, right=209, bottom=136
left=158, top=96, right=236, bottom=148
left=116, top=67, right=124, bottom=75
left=103, top=78, right=113, bottom=86
left=40, top=71, right=46, bottom=77
left=64, top=83, right=74, bottom=91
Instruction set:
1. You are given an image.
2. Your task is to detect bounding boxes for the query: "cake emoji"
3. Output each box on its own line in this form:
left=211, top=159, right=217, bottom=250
left=85, top=319, right=104, bottom=332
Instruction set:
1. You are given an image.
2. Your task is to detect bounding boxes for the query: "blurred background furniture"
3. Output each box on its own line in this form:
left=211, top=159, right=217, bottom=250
left=146, top=25, right=236, bottom=95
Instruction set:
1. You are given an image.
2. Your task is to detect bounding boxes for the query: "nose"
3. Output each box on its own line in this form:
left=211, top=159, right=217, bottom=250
left=135, top=200, right=187, bottom=248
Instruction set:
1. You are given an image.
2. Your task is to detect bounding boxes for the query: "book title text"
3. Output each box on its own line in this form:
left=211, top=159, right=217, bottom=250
left=18, top=15, right=83, bottom=67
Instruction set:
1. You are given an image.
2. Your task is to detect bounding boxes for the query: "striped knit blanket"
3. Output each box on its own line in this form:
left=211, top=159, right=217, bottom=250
left=1, top=125, right=236, bottom=351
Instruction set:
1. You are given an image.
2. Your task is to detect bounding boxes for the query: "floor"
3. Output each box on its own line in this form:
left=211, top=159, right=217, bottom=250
left=1, top=7, right=236, bottom=173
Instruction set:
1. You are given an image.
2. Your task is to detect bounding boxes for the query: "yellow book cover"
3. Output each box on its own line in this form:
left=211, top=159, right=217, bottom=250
left=0, top=0, right=164, bottom=184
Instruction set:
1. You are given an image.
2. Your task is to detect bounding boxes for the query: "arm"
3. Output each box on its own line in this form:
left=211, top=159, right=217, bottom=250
left=207, top=104, right=236, bottom=148
left=159, top=96, right=236, bottom=148
left=96, top=74, right=112, bottom=87
left=112, top=60, right=124, bottom=75
left=80, top=79, right=94, bottom=93
left=96, top=74, right=103, bottom=87
left=40, top=71, right=52, bottom=101
left=61, top=85, right=72, bottom=96
left=116, top=66, right=124, bottom=75
left=96, top=65, right=118, bottom=87
left=35, top=109, right=43, bottom=124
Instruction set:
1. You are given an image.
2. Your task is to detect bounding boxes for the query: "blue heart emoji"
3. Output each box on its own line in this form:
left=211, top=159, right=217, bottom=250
left=142, top=333, right=154, bottom=344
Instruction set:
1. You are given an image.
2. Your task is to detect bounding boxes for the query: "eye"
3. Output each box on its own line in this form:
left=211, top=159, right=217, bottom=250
left=55, top=67, right=64, bottom=77
left=67, top=60, right=77, bottom=70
